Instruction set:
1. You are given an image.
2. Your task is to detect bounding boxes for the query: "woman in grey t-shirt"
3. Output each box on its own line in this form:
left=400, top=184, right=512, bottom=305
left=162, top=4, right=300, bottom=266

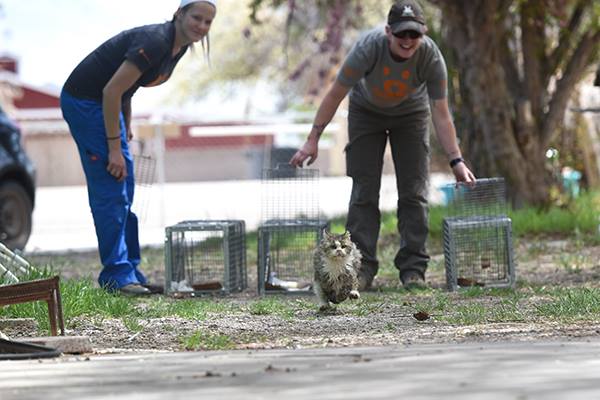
left=290, top=0, right=475, bottom=290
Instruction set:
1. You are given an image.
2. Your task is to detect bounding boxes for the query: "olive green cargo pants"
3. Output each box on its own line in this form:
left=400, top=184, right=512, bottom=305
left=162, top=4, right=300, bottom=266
left=345, top=101, right=431, bottom=282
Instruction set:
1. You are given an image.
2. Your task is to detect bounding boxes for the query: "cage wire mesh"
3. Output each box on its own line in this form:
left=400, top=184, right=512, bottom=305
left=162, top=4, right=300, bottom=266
left=0, top=242, right=34, bottom=285
left=261, top=164, right=320, bottom=222
left=164, top=220, right=246, bottom=295
left=131, top=140, right=157, bottom=224
left=445, top=177, right=508, bottom=218
left=441, top=177, right=516, bottom=291
left=258, top=164, right=325, bottom=294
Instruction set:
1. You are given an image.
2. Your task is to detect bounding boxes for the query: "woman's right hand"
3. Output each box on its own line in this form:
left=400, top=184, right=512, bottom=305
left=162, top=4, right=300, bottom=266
left=289, top=138, right=319, bottom=167
left=289, top=81, right=348, bottom=168
left=107, top=148, right=127, bottom=181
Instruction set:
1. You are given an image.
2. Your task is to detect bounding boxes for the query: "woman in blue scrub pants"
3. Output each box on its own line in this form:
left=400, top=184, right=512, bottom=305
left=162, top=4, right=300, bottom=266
left=60, top=0, right=217, bottom=294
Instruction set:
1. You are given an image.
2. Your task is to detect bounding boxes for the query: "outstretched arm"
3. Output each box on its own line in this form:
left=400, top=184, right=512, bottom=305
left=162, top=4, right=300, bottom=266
left=289, top=81, right=350, bottom=167
left=431, top=98, right=476, bottom=183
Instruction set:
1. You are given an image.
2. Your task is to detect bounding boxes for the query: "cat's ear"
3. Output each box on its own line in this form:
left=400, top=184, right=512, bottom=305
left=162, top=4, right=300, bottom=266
left=322, top=228, right=331, bottom=239
left=343, top=230, right=351, bottom=240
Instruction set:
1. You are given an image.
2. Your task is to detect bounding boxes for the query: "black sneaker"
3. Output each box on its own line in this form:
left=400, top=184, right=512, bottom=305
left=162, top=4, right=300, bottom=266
left=358, top=272, right=373, bottom=291
left=401, top=271, right=427, bottom=290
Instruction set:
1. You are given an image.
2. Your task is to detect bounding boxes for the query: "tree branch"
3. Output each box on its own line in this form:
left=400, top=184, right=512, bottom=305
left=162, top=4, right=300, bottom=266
left=520, top=0, right=547, bottom=123
left=542, top=30, right=600, bottom=147
left=498, top=32, right=522, bottom=99
left=546, top=0, right=592, bottom=83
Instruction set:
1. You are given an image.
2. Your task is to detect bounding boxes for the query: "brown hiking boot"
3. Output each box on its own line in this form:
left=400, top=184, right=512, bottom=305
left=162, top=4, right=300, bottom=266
left=118, top=284, right=151, bottom=296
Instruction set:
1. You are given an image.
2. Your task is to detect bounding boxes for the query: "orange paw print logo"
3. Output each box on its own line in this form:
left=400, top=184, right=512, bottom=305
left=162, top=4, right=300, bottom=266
left=138, top=48, right=151, bottom=63
left=372, top=67, right=413, bottom=102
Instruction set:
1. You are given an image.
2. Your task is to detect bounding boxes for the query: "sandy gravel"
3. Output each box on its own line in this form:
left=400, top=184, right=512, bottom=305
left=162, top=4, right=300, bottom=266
left=4, top=238, right=600, bottom=353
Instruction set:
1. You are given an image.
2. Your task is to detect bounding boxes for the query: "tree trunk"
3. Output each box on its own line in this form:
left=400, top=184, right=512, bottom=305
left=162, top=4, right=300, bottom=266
left=439, top=1, right=554, bottom=207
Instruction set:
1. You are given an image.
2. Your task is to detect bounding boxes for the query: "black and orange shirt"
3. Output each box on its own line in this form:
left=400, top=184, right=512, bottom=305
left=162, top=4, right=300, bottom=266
left=337, top=28, right=447, bottom=116
left=63, top=21, right=187, bottom=103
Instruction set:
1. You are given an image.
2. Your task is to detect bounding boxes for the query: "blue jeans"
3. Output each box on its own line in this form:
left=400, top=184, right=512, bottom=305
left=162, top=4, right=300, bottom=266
left=60, top=90, right=146, bottom=290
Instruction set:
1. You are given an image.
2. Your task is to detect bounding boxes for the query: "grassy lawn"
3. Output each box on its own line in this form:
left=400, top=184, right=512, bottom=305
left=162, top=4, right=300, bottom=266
left=1, top=190, right=599, bottom=350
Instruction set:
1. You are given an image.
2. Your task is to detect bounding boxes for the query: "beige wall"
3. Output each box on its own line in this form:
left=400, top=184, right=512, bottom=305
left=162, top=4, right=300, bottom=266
left=23, top=132, right=86, bottom=186
left=164, top=146, right=266, bottom=182
left=22, top=131, right=336, bottom=186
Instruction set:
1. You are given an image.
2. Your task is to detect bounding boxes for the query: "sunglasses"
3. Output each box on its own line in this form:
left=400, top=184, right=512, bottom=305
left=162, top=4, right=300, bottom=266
left=393, top=30, right=422, bottom=39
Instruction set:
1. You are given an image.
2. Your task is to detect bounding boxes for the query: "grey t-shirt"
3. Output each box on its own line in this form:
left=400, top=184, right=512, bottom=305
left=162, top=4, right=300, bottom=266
left=337, top=27, right=448, bottom=116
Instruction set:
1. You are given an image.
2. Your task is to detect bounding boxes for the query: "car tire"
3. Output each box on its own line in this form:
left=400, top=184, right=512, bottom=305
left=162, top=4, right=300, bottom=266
left=0, top=181, right=33, bottom=250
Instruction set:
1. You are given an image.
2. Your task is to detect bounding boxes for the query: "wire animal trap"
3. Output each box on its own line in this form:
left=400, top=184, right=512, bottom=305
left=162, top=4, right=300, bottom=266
left=164, top=220, right=247, bottom=296
left=258, top=164, right=325, bottom=294
left=442, top=178, right=516, bottom=291
left=133, top=153, right=156, bottom=188
left=0, top=242, right=34, bottom=284
left=261, top=164, right=320, bottom=222
left=132, top=151, right=157, bottom=224
left=257, top=219, right=328, bottom=295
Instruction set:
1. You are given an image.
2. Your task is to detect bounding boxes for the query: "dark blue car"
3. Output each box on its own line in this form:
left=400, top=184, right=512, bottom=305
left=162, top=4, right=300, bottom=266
left=0, top=104, right=36, bottom=250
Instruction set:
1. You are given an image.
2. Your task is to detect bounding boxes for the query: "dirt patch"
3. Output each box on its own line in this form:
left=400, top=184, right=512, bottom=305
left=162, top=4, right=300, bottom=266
left=10, top=236, right=600, bottom=353
left=52, top=313, right=600, bottom=353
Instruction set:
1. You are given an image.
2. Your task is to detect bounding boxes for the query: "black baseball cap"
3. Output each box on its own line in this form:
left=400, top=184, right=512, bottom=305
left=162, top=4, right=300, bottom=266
left=388, top=0, right=426, bottom=34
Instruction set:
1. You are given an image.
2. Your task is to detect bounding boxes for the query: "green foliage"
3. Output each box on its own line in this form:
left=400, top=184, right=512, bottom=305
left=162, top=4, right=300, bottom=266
left=488, top=297, right=526, bottom=322
left=428, top=205, right=446, bottom=238
left=411, top=291, right=451, bottom=314
left=557, top=254, right=585, bottom=274
left=0, top=276, right=133, bottom=334
left=181, top=329, right=235, bottom=350
left=343, top=295, right=385, bottom=316
left=122, top=316, right=144, bottom=333
left=440, top=296, right=525, bottom=325
left=0, top=276, right=241, bottom=334
left=247, top=297, right=305, bottom=318
left=444, top=303, right=487, bottom=325
left=172, top=0, right=389, bottom=106
left=376, top=189, right=600, bottom=240
left=3, top=188, right=599, bottom=342
left=458, top=287, right=518, bottom=298
left=535, top=288, right=600, bottom=321
left=61, top=278, right=133, bottom=319
left=509, top=190, right=600, bottom=236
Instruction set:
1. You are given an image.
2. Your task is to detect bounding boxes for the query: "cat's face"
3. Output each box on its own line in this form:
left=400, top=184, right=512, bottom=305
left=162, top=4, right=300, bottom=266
left=320, top=231, right=353, bottom=260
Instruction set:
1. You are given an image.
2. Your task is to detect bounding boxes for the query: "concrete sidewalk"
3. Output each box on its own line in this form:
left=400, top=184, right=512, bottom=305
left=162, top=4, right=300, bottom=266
left=2, top=340, right=600, bottom=399
left=26, top=174, right=451, bottom=253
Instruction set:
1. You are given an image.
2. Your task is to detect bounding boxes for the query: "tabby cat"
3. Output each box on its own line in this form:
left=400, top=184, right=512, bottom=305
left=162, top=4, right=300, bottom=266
left=313, top=229, right=362, bottom=311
